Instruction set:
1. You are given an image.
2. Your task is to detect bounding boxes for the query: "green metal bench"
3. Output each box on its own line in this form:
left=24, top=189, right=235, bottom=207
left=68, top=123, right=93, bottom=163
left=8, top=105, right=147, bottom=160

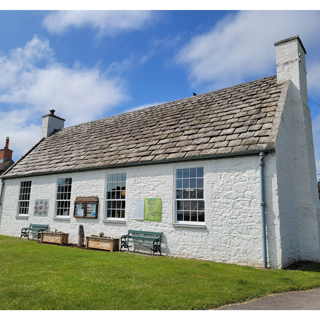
left=21, top=224, right=49, bottom=240
left=120, top=230, right=163, bottom=255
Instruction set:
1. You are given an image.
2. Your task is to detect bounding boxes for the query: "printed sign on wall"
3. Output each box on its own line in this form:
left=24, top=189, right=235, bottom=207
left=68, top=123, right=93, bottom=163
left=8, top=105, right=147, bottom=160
left=134, top=199, right=144, bottom=220
left=144, top=198, right=162, bottom=222
left=34, top=200, right=49, bottom=216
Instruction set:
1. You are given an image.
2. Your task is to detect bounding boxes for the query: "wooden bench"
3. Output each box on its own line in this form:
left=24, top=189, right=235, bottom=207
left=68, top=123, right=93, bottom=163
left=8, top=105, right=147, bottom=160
left=120, top=230, right=163, bottom=255
left=21, top=224, right=49, bottom=240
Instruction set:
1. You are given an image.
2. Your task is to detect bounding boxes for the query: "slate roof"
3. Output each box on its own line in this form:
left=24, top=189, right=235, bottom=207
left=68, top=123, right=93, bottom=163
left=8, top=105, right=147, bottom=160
left=0, top=159, right=14, bottom=176
left=4, top=75, right=287, bottom=178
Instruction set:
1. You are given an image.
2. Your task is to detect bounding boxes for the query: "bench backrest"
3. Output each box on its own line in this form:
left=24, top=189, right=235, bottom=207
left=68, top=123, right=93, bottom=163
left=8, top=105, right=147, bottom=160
left=29, top=224, right=49, bottom=230
left=128, top=230, right=163, bottom=238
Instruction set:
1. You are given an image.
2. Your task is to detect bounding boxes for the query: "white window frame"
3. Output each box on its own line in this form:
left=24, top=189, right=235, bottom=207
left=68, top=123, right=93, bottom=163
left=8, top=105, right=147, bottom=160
left=173, top=164, right=206, bottom=228
left=55, top=177, right=72, bottom=218
left=104, top=171, right=127, bottom=223
left=17, top=180, right=32, bottom=216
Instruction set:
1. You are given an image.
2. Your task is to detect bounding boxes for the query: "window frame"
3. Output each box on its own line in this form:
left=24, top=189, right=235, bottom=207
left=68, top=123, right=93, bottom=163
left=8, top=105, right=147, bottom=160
left=104, top=171, right=127, bottom=222
left=173, top=164, right=206, bottom=227
left=55, top=177, right=72, bottom=218
left=17, top=180, right=32, bottom=216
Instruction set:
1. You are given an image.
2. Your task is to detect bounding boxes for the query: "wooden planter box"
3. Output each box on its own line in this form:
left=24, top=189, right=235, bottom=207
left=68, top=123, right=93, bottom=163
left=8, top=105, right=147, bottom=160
left=40, top=232, right=69, bottom=245
left=86, top=236, right=119, bottom=252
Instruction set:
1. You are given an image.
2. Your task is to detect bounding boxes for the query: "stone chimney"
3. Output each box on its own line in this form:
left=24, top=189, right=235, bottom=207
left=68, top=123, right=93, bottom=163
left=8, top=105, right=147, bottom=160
left=275, top=36, right=320, bottom=262
left=41, top=109, right=65, bottom=139
left=0, top=137, right=13, bottom=163
left=274, top=35, right=307, bottom=105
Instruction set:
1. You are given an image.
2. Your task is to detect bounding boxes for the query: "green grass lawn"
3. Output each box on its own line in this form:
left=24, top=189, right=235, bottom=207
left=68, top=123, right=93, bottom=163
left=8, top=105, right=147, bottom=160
left=1, top=235, right=320, bottom=310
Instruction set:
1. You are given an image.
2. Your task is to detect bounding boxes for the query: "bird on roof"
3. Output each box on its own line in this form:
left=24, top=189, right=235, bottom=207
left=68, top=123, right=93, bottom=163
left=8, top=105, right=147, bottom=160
left=193, top=92, right=197, bottom=96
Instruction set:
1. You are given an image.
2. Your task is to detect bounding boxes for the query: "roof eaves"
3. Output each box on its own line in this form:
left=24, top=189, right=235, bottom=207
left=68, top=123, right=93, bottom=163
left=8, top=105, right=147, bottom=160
left=2, top=147, right=275, bottom=180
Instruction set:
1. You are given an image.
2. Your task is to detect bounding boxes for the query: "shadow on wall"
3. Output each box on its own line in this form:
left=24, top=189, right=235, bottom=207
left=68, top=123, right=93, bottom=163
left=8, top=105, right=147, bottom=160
left=264, top=153, right=280, bottom=269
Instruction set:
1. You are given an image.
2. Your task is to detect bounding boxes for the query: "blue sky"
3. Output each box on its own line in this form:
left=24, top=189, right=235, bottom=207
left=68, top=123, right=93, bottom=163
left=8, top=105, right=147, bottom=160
left=1, top=8, right=320, bottom=177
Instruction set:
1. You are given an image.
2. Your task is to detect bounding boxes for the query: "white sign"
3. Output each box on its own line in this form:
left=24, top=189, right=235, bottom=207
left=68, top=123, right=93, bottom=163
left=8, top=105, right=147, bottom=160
left=135, top=199, right=144, bottom=220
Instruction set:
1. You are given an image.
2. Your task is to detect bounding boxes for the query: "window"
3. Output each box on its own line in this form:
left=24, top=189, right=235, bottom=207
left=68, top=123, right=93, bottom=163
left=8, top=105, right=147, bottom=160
left=106, top=173, right=126, bottom=219
left=56, top=178, right=72, bottom=216
left=175, top=167, right=205, bottom=223
left=18, top=181, right=32, bottom=215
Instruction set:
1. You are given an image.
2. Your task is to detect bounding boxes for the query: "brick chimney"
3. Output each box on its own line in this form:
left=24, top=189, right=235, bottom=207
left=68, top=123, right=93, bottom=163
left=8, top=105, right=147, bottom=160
left=41, top=109, right=65, bottom=139
left=0, top=137, right=13, bottom=163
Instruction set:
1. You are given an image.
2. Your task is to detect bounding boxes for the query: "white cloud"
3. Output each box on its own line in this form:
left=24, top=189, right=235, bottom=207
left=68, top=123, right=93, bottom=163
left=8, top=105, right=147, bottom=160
left=0, top=109, right=40, bottom=160
left=43, top=10, right=154, bottom=37
left=125, top=101, right=166, bottom=113
left=175, top=11, right=320, bottom=90
left=0, top=35, right=129, bottom=158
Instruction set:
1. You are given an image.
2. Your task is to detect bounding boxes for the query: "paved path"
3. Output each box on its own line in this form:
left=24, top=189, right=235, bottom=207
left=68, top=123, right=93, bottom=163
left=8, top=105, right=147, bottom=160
left=218, top=288, right=320, bottom=310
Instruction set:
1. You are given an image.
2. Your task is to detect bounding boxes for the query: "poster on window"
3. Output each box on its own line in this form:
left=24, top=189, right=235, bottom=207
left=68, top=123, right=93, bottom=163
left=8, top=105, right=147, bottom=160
left=34, top=200, right=49, bottom=216
left=144, top=198, right=162, bottom=222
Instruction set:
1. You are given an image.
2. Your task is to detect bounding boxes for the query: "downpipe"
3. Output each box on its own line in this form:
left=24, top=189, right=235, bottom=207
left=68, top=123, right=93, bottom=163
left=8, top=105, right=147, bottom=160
left=0, top=179, right=4, bottom=206
left=259, top=151, right=267, bottom=268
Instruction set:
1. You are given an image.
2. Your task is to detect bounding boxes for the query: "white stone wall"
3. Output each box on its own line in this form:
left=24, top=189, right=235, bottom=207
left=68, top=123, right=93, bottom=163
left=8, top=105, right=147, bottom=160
left=274, top=36, right=320, bottom=266
left=0, top=155, right=278, bottom=268
left=41, top=115, right=64, bottom=139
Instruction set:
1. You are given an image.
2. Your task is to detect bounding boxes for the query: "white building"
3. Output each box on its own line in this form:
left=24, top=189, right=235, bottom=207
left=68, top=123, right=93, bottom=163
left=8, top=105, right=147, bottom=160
left=0, top=36, right=319, bottom=269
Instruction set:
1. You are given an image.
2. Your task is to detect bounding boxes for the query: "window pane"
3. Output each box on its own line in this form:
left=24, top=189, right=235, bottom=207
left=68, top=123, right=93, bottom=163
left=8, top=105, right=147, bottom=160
left=183, top=190, right=189, bottom=199
left=177, top=169, right=182, bottom=179
left=191, top=211, right=198, bottom=221
left=191, top=201, right=197, bottom=210
left=190, top=168, right=197, bottom=178
left=190, top=190, right=196, bottom=199
left=176, top=190, right=182, bottom=199
left=198, top=211, right=205, bottom=222
left=184, top=201, right=190, bottom=210
left=197, top=178, right=203, bottom=188
left=197, top=167, right=204, bottom=177
left=183, top=168, right=189, bottom=178
left=197, top=189, right=203, bottom=199
left=190, top=178, right=196, bottom=188
left=176, top=179, right=182, bottom=188
left=183, top=179, right=189, bottom=188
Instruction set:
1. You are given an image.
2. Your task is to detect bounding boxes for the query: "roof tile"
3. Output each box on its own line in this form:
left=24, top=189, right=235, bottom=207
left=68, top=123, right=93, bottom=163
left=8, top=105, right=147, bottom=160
left=3, top=75, right=285, bottom=177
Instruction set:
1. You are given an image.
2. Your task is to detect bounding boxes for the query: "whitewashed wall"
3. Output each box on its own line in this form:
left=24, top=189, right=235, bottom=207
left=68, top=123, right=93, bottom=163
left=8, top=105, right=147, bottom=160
left=274, top=82, right=320, bottom=267
left=0, top=155, right=279, bottom=268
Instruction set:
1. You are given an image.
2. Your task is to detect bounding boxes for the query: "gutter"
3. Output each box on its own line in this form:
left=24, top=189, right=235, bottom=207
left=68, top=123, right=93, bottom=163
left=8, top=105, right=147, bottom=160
left=259, top=151, right=267, bottom=268
left=2, top=148, right=275, bottom=180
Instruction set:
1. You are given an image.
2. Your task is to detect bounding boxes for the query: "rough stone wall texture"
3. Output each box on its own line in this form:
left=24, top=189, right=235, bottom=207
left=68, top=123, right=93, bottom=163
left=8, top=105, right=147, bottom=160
left=274, top=81, right=301, bottom=267
left=0, top=156, right=278, bottom=268
left=275, top=37, right=320, bottom=265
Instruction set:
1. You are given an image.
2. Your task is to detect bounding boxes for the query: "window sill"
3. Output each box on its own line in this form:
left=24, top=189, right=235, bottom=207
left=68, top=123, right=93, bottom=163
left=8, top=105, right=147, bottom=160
left=173, top=223, right=207, bottom=229
left=16, top=215, right=29, bottom=219
left=54, top=216, right=70, bottom=221
left=102, top=219, right=126, bottom=224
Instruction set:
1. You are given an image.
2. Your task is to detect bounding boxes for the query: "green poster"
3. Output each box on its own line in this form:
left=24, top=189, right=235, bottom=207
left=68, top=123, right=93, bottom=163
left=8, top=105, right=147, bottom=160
left=144, top=198, right=162, bottom=222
